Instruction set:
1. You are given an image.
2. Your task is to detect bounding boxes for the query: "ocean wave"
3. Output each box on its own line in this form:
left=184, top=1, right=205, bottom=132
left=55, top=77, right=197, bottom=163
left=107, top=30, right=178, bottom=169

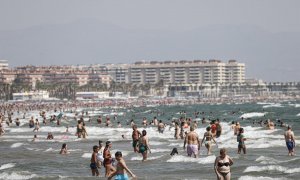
left=0, top=163, right=16, bottom=170
left=240, top=112, right=266, bottom=119
left=0, top=171, right=37, bottom=180
left=10, top=143, right=24, bottom=148
left=167, top=155, right=215, bottom=164
left=244, top=165, right=300, bottom=174
left=150, top=148, right=171, bottom=153
left=131, top=155, right=164, bottom=161
left=81, top=153, right=92, bottom=158
left=297, top=113, right=300, bottom=116
left=263, top=103, right=283, bottom=108
left=255, top=156, right=299, bottom=164
left=239, top=176, right=287, bottom=180
left=257, top=102, right=273, bottom=105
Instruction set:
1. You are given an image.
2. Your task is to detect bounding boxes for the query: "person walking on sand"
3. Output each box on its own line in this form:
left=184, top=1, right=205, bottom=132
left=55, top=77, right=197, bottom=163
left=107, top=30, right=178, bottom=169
left=214, top=148, right=233, bottom=180
left=138, top=130, right=151, bottom=161
left=90, top=145, right=100, bottom=176
left=108, top=151, right=136, bottom=180
left=284, top=126, right=296, bottom=156
left=183, top=126, right=200, bottom=158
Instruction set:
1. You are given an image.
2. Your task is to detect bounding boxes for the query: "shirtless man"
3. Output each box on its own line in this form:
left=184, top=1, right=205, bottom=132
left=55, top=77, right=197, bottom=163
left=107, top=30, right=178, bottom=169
left=201, top=126, right=217, bottom=155
left=183, top=126, right=200, bottom=158
left=90, top=145, right=100, bottom=176
left=138, top=130, right=151, bottom=161
left=132, top=125, right=141, bottom=153
left=284, top=126, right=295, bottom=156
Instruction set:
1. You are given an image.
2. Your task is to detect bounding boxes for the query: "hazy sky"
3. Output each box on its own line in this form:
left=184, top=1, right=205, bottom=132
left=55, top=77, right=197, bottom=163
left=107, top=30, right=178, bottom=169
left=0, top=0, right=300, bottom=81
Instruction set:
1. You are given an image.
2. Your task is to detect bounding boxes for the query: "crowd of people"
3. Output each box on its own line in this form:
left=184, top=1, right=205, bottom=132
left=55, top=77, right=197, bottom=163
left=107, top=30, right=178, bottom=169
left=0, top=102, right=297, bottom=180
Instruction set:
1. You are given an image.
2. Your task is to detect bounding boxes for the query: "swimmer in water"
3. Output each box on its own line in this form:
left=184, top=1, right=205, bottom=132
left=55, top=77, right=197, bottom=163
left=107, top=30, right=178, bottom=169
left=132, top=125, right=141, bottom=153
left=59, top=143, right=69, bottom=154
left=138, top=130, right=151, bottom=161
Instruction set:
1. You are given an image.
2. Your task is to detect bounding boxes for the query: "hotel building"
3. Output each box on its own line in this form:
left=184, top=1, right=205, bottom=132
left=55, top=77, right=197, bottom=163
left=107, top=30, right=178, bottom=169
left=127, top=59, right=245, bottom=85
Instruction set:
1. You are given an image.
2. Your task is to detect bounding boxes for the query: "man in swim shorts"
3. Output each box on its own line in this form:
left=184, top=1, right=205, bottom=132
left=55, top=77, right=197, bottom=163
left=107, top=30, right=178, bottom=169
left=284, top=126, right=295, bottom=156
left=183, top=126, right=200, bottom=158
left=132, top=125, right=141, bottom=153
left=138, top=130, right=151, bottom=161
left=90, top=145, right=99, bottom=176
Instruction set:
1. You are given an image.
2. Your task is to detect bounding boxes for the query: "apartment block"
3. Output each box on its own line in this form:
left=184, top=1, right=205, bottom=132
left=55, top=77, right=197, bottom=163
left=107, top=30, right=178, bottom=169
left=127, top=59, right=245, bottom=85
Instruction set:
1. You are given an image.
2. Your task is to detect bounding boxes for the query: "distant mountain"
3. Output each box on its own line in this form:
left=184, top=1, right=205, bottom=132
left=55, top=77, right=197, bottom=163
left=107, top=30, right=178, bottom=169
left=0, top=18, right=299, bottom=81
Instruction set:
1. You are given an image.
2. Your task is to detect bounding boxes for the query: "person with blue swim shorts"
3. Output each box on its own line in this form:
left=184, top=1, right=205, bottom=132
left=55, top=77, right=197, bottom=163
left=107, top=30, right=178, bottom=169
left=108, top=151, right=136, bottom=180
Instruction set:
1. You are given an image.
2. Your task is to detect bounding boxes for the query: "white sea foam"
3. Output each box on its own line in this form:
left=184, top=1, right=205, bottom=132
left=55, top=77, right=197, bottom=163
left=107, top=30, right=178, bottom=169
left=10, top=143, right=24, bottom=148
left=240, top=112, right=266, bottom=119
left=238, top=176, right=287, bottom=180
left=255, top=156, right=299, bottom=164
left=257, top=102, right=273, bottom=105
left=0, top=163, right=16, bottom=170
left=244, top=165, right=300, bottom=174
left=131, top=155, right=164, bottom=161
left=263, top=103, right=283, bottom=108
left=44, top=148, right=57, bottom=152
left=167, top=155, right=216, bottom=164
left=149, top=141, right=165, bottom=146
left=297, top=113, right=300, bottom=116
left=0, top=171, right=37, bottom=180
left=81, top=153, right=92, bottom=158
left=150, top=148, right=170, bottom=153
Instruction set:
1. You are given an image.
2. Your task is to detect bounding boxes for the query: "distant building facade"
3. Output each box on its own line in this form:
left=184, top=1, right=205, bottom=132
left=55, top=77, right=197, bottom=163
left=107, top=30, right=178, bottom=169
left=0, top=60, right=9, bottom=71
left=0, top=59, right=245, bottom=86
left=127, top=59, right=245, bottom=85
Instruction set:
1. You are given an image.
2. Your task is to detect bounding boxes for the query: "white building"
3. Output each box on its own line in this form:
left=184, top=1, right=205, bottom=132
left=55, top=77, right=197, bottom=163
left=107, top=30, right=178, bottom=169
left=126, top=59, right=245, bottom=85
left=0, top=60, right=9, bottom=71
left=76, top=91, right=110, bottom=100
left=13, top=91, right=50, bottom=101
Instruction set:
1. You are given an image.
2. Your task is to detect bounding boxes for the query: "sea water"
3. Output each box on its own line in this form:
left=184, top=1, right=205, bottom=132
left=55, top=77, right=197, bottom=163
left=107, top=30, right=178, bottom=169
left=0, top=101, right=299, bottom=179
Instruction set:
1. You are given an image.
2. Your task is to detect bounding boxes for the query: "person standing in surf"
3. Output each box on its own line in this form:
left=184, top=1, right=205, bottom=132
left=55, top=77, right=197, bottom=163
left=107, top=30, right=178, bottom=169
left=284, top=126, right=296, bottom=156
left=103, top=141, right=116, bottom=177
left=184, top=126, right=201, bottom=158
left=90, top=145, right=100, bottom=176
left=214, top=148, right=233, bottom=180
left=237, top=128, right=246, bottom=154
left=108, top=151, right=136, bottom=180
left=174, top=121, right=180, bottom=139
left=201, top=126, right=217, bottom=155
left=131, top=125, right=141, bottom=153
left=138, top=130, right=151, bottom=161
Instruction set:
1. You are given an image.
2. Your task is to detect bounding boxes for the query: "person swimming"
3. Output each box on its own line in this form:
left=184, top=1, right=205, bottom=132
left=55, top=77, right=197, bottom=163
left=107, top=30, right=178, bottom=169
left=59, top=143, right=69, bottom=154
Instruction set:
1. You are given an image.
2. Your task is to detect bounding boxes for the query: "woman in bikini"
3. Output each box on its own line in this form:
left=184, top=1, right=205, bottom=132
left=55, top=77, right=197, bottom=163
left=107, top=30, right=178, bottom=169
left=108, top=151, right=136, bottom=180
left=214, top=148, right=233, bottom=180
left=201, top=126, right=217, bottom=155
